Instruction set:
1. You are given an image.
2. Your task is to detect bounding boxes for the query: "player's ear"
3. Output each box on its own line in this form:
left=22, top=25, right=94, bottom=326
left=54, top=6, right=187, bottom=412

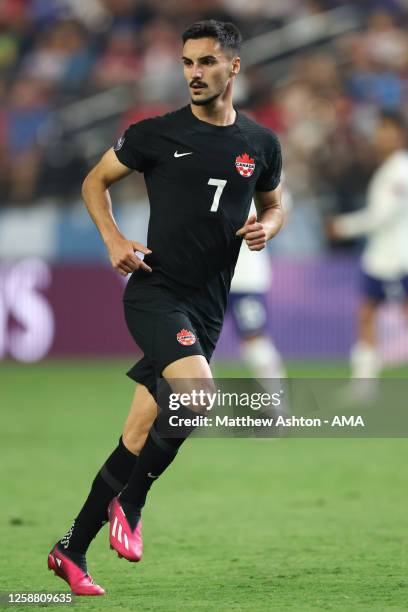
left=230, top=56, right=240, bottom=77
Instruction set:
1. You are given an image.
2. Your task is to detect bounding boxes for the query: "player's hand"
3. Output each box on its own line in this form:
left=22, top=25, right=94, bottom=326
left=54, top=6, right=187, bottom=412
left=325, top=217, right=340, bottom=240
left=236, top=214, right=268, bottom=251
left=107, top=237, right=152, bottom=276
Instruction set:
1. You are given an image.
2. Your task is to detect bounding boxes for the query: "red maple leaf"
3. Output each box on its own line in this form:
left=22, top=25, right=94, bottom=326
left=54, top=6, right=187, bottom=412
left=236, top=152, right=255, bottom=165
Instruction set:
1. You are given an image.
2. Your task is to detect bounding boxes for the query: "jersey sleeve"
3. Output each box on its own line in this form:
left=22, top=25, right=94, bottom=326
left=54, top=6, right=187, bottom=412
left=256, top=133, right=282, bottom=192
left=334, top=164, right=404, bottom=238
left=113, top=120, right=155, bottom=172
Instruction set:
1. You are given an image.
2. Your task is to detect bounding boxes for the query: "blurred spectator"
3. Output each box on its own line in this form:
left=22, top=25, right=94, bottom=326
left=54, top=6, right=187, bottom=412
left=64, top=0, right=112, bottom=33
left=364, top=9, right=408, bottom=68
left=343, top=35, right=405, bottom=110
left=92, top=26, right=141, bottom=88
left=22, top=20, right=94, bottom=95
left=0, top=24, right=19, bottom=71
left=4, top=78, right=52, bottom=204
left=137, top=18, right=182, bottom=101
left=100, top=0, right=155, bottom=30
left=0, top=0, right=407, bottom=253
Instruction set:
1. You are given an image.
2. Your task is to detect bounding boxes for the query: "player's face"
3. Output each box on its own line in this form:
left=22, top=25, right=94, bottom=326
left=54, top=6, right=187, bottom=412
left=373, top=119, right=405, bottom=157
left=182, top=37, right=240, bottom=106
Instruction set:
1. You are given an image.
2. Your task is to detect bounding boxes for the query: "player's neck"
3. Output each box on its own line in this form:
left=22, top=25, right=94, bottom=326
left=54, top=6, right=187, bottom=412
left=190, top=101, right=236, bottom=127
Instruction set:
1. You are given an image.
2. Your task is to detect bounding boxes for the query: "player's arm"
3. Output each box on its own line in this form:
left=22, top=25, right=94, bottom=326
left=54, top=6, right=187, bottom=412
left=327, top=182, right=402, bottom=240
left=82, top=148, right=152, bottom=276
left=326, top=208, right=372, bottom=240
left=236, top=184, right=283, bottom=251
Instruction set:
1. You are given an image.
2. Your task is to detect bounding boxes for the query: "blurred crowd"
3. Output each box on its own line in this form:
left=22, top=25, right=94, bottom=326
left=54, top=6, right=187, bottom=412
left=1, top=0, right=408, bottom=231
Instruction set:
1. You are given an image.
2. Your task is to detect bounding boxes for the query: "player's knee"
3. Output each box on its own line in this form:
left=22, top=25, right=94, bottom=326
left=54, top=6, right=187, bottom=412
left=359, top=300, right=378, bottom=320
left=168, top=378, right=216, bottom=414
left=122, top=427, right=148, bottom=455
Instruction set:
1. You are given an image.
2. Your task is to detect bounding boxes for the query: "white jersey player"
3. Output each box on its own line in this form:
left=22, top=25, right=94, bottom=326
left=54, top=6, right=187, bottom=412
left=230, top=182, right=292, bottom=379
left=329, top=111, right=408, bottom=379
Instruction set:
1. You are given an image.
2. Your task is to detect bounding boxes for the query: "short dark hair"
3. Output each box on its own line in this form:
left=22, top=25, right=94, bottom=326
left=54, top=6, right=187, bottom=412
left=182, top=20, right=242, bottom=55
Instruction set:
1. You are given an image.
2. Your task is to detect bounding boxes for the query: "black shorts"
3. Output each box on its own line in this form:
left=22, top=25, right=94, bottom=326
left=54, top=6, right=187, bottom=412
left=123, top=271, right=222, bottom=397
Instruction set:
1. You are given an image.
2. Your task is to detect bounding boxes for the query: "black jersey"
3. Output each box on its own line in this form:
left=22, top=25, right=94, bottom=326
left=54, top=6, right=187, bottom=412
left=114, top=105, right=281, bottom=322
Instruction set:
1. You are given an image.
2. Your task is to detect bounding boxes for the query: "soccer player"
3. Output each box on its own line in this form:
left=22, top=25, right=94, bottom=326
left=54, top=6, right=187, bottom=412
left=48, top=20, right=283, bottom=595
left=230, top=239, right=285, bottom=378
left=327, top=111, right=408, bottom=383
left=229, top=183, right=293, bottom=380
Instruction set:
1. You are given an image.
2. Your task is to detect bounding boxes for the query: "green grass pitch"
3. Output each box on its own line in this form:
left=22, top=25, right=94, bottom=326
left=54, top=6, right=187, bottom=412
left=1, top=359, right=408, bottom=611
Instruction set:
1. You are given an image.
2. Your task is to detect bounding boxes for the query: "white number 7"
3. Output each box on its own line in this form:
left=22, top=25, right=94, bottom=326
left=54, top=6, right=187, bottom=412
left=208, top=178, right=227, bottom=212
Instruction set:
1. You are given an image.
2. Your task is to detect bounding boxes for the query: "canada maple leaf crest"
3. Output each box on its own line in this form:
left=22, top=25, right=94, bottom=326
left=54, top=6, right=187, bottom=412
left=176, top=329, right=196, bottom=346
left=235, top=152, right=255, bottom=177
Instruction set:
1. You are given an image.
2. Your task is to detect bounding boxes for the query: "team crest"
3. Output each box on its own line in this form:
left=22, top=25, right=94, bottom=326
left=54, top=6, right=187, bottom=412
left=235, top=152, right=255, bottom=178
left=113, top=135, right=125, bottom=151
left=177, top=329, right=196, bottom=346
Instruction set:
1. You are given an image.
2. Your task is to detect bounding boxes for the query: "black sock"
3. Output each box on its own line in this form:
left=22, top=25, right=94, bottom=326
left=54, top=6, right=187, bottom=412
left=56, top=544, right=88, bottom=574
left=120, top=407, right=196, bottom=511
left=59, top=436, right=138, bottom=555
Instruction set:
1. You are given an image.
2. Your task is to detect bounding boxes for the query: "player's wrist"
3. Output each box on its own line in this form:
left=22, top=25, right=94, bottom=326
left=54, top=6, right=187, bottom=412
left=103, top=231, right=126, bottom=248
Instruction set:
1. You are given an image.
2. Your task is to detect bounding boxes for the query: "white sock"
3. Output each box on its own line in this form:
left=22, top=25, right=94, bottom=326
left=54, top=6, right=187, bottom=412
left=350, top=342, right=381, bottom=378
left=241, top=336, right=286, bottom=379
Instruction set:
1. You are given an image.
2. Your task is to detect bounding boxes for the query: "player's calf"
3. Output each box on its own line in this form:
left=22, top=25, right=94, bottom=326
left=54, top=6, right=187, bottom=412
left=111, top=407, right=196, bottom=562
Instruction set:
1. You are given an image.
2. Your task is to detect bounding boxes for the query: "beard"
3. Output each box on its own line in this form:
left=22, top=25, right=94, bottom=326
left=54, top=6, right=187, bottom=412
left=191, top=91, right=222, bottom=106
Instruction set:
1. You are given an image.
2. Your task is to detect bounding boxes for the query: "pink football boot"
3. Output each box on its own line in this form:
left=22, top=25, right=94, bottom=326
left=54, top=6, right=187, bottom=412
left=107, top=497, right=143, bottom=562
left=47, top=545, right=105, bottom=596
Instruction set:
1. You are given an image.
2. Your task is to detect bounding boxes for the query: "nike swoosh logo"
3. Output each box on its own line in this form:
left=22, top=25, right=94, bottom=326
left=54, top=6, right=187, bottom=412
left=147, top=472, right=159, bottom=479
left=174, top=151, right=193, bottom=158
